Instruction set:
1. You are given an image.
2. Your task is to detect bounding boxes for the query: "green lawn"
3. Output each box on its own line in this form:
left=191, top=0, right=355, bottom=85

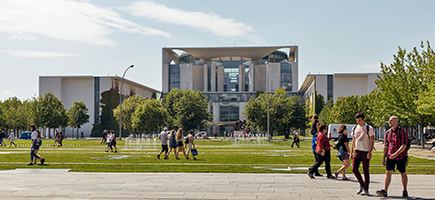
left=1, top=137, right=434, bottom=174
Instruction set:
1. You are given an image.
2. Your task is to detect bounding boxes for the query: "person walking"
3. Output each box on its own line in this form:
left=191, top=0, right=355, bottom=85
left=350, top=112, right=375, bottom=196
left=175, top=128, right=188, bottom=160
left=101, top=130, right=108, bottom=144
left=376, top=116, right=409, bottom=198
left=308, top=125, right=334, bottom=179
left=9, top=130, right=17, bottom=147
left=157, top=127, right=169, bottom=159
left=291, top=130, right=300, bottom=148
left=105, top=130, right=117, bottom=153
left=28, top=125, right=45, bottom=165
left=166, top=130, right=178, bottom=159
left=311, top=131, right=323, bottom=177
left=0, top=130, right=6, bottom=147
left=53, top=129, right=60, bottom=147
left=334, top=125, right=350, bottom=180
left=311, top=114, right=320, bottom=135
left=185, top=130, right=197, bottom=160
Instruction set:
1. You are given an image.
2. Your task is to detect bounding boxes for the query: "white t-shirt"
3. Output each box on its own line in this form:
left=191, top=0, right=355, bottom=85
left=10, top=132, right=15, bottom=140
left=31, top=130, right=38, bottom=140
left=159, top=131, right=168, bottom=145
left=352, top=124, right=374, bottom=152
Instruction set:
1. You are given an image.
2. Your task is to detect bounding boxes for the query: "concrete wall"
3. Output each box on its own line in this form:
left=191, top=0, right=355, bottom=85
left=268, top=63, right=281, bottom=92
left=180, top=63, right=193, bottom=90
left=217, top=66, right=224, bottom=92
left=39, top=77, right=62, bottom=98
left=292, top=62, right=298, bottom=92
left=315, top=75, right=328, bottom=100
left=333, top=75, right=367, bottom=101
left=255, top=64, right=266, bottom=91
left=192, top=65, right=204, bottom=91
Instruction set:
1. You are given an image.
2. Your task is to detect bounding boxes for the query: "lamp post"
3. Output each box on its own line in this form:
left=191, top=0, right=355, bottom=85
left=119, top=64, right=134, bottom=141
left=266, top=62, right=270, bottom=140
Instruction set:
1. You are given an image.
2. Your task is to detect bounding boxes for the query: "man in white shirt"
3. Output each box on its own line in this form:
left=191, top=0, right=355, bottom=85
left=350, top=112, right=375, bottom=196
left=157, top=127, right=169, bottom=159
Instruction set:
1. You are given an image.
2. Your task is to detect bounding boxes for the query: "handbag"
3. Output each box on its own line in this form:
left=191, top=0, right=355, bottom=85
left=336, top=146, right=345, bottom=161
left=191, top=148, right=198, bottom=156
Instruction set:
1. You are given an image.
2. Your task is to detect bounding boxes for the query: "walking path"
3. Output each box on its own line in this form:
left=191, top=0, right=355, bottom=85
left=0, top=169, right=433, bottom=199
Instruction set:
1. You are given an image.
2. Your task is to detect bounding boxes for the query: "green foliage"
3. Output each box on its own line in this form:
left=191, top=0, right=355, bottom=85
left=132, top=99, right=168, bottom=133
left=162, top=89, right=212, bottom=131
left=92, top=88, right=119, bottom=136
left=330, top=95, right=360, bottom=124
left=113, top=95, right=147, bottom=133
left=173, top=90, right=213, bottom=131
left=67, top=101, right=90, bottom=129
left=0, top=97, right=31, bottom=129
left=315, top=94, right=325, bottom=115
left=318, top=99, right=334, bottom=125
left=375, top=41, right=435, bottom=126
left=33, top=92, right=68, bottom=129
left=243, top=93, right=307, bottom=134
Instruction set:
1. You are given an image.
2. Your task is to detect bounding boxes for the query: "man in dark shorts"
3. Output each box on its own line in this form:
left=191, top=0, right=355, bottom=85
left=376, top=116, right=409, bottom=198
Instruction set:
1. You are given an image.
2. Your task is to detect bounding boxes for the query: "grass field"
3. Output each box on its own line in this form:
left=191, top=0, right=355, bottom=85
left=1, top=137, right=434, bottom=174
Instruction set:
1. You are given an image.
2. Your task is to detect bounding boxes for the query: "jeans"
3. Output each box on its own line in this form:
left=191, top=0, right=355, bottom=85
left=312, top=152, right=320, bottom=174
left=352, top=150, right=371, bottom=190
left=309, top=150, right=331, bottom=176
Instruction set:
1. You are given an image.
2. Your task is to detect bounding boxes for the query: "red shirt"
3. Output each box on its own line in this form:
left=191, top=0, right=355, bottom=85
left=316, top=133, right=330, bottom=152
left=384, top=126, right=408, bottom=160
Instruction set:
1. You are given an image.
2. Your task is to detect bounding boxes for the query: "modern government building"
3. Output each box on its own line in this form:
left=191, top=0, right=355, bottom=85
left=162, top=46, right=299, bottom=133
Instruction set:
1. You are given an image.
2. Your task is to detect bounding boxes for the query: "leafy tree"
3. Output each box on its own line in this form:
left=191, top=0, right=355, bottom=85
left=173, top=90, right=213, bottom=131
left=315, top=94, right=325, bottom=115
left=92, top=88, right=119, bottom=137
left=319, top=99, right=334, bottom=125
left=330, top=95, right=360, bottom=124
left=113, top=95, right=147, bottom=133
left=67, top=101, right=90, bottom=138
left=375, top=41, right=435, bottom=148
left=2, top=97, right=31, bottom=130
left=161, top=88, right=183, bottom=129
left=243, top=91, right=306, bottom=135
left=132, top=99, right=168, bottom=134
left=33, top=92, right=68, bottom=129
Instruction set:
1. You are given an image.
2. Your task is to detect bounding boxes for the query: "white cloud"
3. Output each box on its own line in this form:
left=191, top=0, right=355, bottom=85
left=121, top=1, right=255, bottom=38
left=0, top=49, right=82, bottom=58
left=0, top=0, right=171, bottom=46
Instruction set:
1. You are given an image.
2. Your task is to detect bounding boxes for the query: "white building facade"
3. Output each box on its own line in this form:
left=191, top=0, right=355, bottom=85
left=162, top=46, right=299, bottom=133
left=39, top=76, right=159, bottom=137
left=299, top=73, right=382, bottom=116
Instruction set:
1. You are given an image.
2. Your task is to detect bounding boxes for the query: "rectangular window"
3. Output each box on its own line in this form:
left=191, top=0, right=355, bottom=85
left=169, top=64, right=180, bottom=91
left=280, top=62, right=292, bottom=91
left=219, top=104, right=239, bottom=121
left=94, top=77, right=100, bottom=124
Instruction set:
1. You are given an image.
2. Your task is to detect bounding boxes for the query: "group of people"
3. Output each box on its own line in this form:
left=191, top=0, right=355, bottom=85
left=308, top=113, right=409, bottom=198
left=53, top=129, right=64, bottom=147
left=102, top=130, right=117, bottom=153
left=157, top=127, right=197, bottom=160
left=0, top=129, right=17, bottom=147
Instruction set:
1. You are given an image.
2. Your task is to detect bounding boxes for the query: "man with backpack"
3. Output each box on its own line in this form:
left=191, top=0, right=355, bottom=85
left=350, top=112, right=375, bottom=196
left=376, top=116, right=409, bottom=198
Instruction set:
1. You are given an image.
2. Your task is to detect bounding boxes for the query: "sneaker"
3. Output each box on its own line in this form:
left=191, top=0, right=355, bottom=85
left=356, top=186, right=364, bottom=194
left=40, top=158, right=45, bottom=165
left=342, top=177, right=349, bottom=181
left=307, top=173, right=315, bottom=179
left=194, top=158, right=197, bottom=160
left=334, top=171, right=338, bottom=180
left=361, top=189, right=369, bottom=196
left=164, top=157, right=168, bottom=160
left=186, top=157, right=190, bottom=160
left=176, top=157, right=180, bottom=160
left=27, top=162, right=34, bottom=165
left=314, top=173, right=323, bottom=177
left=114, top=151, right=117, bottom=153
left=157, top=155, right=160, bottom=159
left=327, top=175, right=335, bottom=179
left=402, top=190, right=408, bottom=198
left=376, top=189, right=388, bottom=197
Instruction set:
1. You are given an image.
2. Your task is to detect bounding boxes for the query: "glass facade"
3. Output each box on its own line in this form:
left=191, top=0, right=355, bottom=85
left=327, top=75, right=333, bottom=101
left=93, top=77, right=100, bottom=124
left=179, top=54, right=200, bottom=65
left=212, top=60, right=250, bottom=92
left=219, top=103, right=239, bottom=121
left=280, top=62, right=292, bottom=91
left=205, top=93, right=255, bottom=102
left=169, top=64, right=180, bottom=91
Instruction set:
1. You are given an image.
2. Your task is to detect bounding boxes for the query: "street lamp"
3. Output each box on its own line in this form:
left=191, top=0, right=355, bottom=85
left=266, top=62, right=270, bottom=140
left=119, top=64, right=134, bottom=141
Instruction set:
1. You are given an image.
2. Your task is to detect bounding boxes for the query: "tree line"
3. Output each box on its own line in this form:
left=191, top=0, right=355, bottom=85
left=0, top=92, right=89, bottom=137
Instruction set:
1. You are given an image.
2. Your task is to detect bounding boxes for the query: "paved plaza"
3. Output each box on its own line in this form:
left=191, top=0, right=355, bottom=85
left=0, top=169, right=433, bottom=200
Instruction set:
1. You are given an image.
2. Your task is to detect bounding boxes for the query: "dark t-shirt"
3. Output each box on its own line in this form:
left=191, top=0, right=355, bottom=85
left=311, top=120, right=318, bottom=135
left=336, top=134, right=349, bottom=152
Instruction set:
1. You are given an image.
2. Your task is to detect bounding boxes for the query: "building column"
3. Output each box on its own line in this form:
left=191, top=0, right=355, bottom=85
left=211, top=64, right=216, bottom=92
left=238, top=65, right=245, bottom=92
left=203, top=64, right=208, bottom=92
left=249, top=63, right=255, bottom=92
left=217, top=66, right=224, bottom=92
left=213, top=102, right=220, bottom=122
left=239, top=102, right=246, bottom=120
left=180, top=63, right=193, bottom=90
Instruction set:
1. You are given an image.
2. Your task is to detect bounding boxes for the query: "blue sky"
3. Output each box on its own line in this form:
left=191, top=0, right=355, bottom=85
left=1, top=0, right=434, bottom=101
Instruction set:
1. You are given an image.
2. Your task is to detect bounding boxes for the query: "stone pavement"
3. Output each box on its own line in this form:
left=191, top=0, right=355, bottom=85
left=0, top=169, right=433, bottom=200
